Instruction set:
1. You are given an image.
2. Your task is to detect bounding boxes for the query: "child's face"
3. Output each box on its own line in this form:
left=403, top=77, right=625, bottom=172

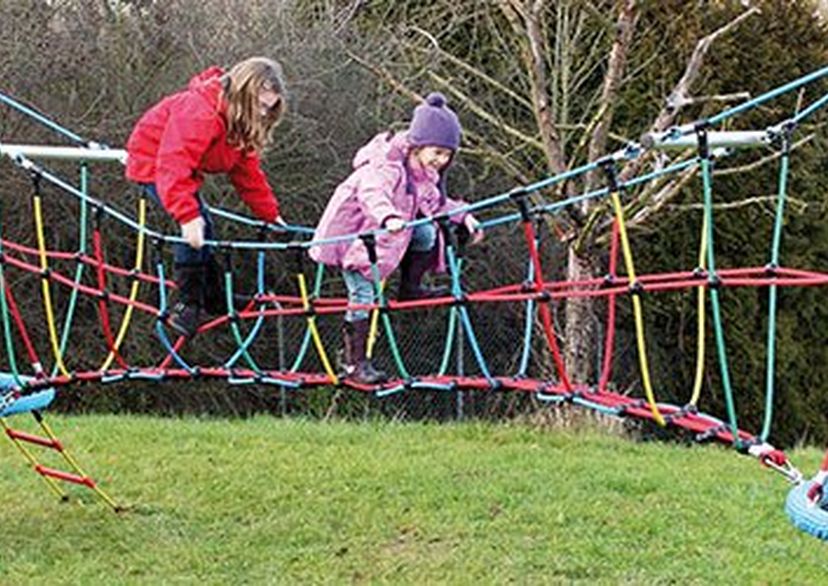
left=411, top=146, right=453, bottom=172
left=258, top=84, right=282, bottom=118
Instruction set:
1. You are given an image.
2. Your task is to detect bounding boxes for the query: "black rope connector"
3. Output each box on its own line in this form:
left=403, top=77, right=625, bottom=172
left=602, top=273, right=616, bottom=287
left=536, top=290, right=551, bottom=303
left=599, top=158, right=621, bottom=194
left=509, top=187, right=532, bottom=221
left=694, top=122, right=711, bottom=160
left=229, top=311, right=240, bottom=324
left=30, top=171, right=43, bottom=197
left=629, top=281, right=645, bottom=296
left=292, top=245, right=305, bottom=275
left=764, top=262, right=778, bottom=276
left=707, top=274, right=722, bottom=289
left=692, top=266, right=707, bottom=280
left=93, top=204, right=105, bottom=226
left=128, top=267, right=140, bottom=281
left=359, top=233, right=378, bottom=264
left=451, top=294, right=468, bottom=307
left=39, top=267, right=51, bottom=280
left=97, top=288, right=110, bottom=301
left=190, top=366, right=202, bottom=379
left=0, top=252, right=5, bottom=265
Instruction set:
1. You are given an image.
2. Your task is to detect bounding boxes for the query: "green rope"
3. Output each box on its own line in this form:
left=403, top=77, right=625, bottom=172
left=0, top=208, right=22, bottom=386
left=52, top=164, right=89, bottom=377
left=438, top=259, right=462, bottom=376
left=369, top=262, right=409, bottom=379
left=290, top=263, right=324, bottom=373
left=701, top=151, right=740, bottom=444
left=224, top=270, right=261, bottom=373
left=761, top=139, right=791, bottom=441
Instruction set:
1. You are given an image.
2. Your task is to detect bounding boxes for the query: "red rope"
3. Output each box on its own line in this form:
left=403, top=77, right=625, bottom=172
left=93, top=228, right=128, bottom=369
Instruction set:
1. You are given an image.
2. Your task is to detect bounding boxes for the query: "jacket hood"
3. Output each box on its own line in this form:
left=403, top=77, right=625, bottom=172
left=352, top=131, right=409, bottom=170
left=352, top=130, right=444, bottom=184
left=187, top=66, right=225, bottom=110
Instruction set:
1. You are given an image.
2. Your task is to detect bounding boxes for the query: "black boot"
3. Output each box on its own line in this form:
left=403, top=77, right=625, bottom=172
left=338, top=320, right=387, bottom=384
left=202, top=257, right=254, bottom=315
left=168, top=264, right=206, bottom=336
left=397, top=249, right=449, bottom=301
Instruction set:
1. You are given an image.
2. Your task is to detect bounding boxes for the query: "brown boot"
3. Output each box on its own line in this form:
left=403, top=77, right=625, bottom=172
left=397, top=249, right=449, bottom=301
left=338, top=320, right=387, bottom=384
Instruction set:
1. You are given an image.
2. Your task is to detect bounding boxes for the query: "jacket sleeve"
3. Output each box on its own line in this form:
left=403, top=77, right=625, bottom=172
left=355, top=165, right=404, bottom=227
left=418, top=184, right=468, bottom=224
left=228, top=152, right=279, bottom=222
left=155, top=95, right=222, bottom=224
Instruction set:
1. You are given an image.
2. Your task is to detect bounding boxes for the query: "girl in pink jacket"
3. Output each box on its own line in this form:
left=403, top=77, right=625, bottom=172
left=310, top=93, right=482, bottom=384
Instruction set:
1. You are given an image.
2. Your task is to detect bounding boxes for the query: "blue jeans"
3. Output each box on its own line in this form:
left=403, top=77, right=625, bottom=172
left=342, top=270, right=375, bottom=322
left=140, top=183, right=214, bottom=265
left=342, top=222, right=437, bottom=321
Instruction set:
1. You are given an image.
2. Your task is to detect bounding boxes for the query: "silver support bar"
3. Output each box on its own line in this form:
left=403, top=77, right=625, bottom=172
left=640, top=130, right=770, bottom=151
left=0, top=143, right=126, bottom=164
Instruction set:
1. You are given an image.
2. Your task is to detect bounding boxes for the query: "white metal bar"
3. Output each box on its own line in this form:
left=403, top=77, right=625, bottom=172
left=0, top=144, right=126, bottom=163
left=641, top=130, right=770, bottom=151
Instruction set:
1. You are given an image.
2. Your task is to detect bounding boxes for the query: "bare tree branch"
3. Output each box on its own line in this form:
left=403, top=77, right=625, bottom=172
left=670, top=91, right=751, bottom=109
left=668, top=195, right=810, bottom=214
left=499, top=0, right=566, bottom=175
left=426, top=70, right=545, bottom=151
left=619, top=6, right=760, bottom=182
left=584, top=0, right=637, bottom=193
left=408, top=25, right=534, bottom=111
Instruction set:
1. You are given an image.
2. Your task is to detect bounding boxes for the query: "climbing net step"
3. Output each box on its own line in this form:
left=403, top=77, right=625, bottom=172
left=2, top=68, right=828, bottom=529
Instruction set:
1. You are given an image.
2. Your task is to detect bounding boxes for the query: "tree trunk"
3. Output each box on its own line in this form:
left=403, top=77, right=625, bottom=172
left=563, top=244, right=601, bottom=384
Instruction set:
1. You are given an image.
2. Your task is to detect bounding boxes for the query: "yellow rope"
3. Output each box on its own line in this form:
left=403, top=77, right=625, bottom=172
left=297, top=273, right=338, bottom=384
left=609, top=191, right=665, bottom=426
left=101, top=198, right=146, bottom=372
left=689, top=213, right=709, bottom=406
left=33, top=196, right=70, bottom=377
left=366, top=280, right=385, bottom=359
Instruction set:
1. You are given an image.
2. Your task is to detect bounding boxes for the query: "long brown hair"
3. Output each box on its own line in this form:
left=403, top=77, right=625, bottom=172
left=222, top=57, right=287, bottom=153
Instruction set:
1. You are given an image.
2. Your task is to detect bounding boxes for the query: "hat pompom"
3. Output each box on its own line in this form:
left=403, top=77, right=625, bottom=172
left=425, top=92, right=447, bottom=108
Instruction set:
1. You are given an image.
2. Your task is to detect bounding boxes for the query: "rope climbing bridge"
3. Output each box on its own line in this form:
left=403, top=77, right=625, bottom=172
left=2, top=67, right=828, bottom=516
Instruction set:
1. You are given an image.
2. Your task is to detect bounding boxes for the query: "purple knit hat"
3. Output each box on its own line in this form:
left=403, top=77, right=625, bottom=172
left=408, top=92, right=461, bottom=150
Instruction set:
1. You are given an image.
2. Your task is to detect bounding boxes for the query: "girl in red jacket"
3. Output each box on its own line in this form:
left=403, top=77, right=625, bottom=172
left=125, top=57, right=286, bottom=336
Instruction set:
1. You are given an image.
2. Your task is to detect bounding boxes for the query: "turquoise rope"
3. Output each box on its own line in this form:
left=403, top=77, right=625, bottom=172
left=153, top=261, right=196, bottom=374
left=368, top=259, right=410, bottom=379
left=517, top=240, right=538, bottom=377
left=761, top=141, right=791, bottom=441
left=445, top=245, right=494, bottom=383
left=225, top=252, right=267, bottom=370
left=52, top=164, right=89, bottom=377
left=0, top=208, right=23, bottom=388
left=290, top=263, right=324, bottom=372
left=700, top=150, right=740, bottom=443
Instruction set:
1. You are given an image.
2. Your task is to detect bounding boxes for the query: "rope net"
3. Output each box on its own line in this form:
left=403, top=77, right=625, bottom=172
left=3, top=67, right=828, bottom=505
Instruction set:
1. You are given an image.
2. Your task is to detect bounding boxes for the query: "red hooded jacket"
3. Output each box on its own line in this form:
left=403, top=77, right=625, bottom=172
left=125, top=67, right=279, bottom=224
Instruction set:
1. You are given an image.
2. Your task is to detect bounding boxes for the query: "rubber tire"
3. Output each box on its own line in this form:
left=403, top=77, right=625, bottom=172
left=785, top=481, right=828, bottom=541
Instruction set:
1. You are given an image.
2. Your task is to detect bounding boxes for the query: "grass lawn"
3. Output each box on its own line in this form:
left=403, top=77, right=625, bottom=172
left=0, top=414, right=825, bottom=584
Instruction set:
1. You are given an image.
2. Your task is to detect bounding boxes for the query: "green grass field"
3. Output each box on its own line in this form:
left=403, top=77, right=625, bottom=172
left=0, top=415, right=824, bottom=584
